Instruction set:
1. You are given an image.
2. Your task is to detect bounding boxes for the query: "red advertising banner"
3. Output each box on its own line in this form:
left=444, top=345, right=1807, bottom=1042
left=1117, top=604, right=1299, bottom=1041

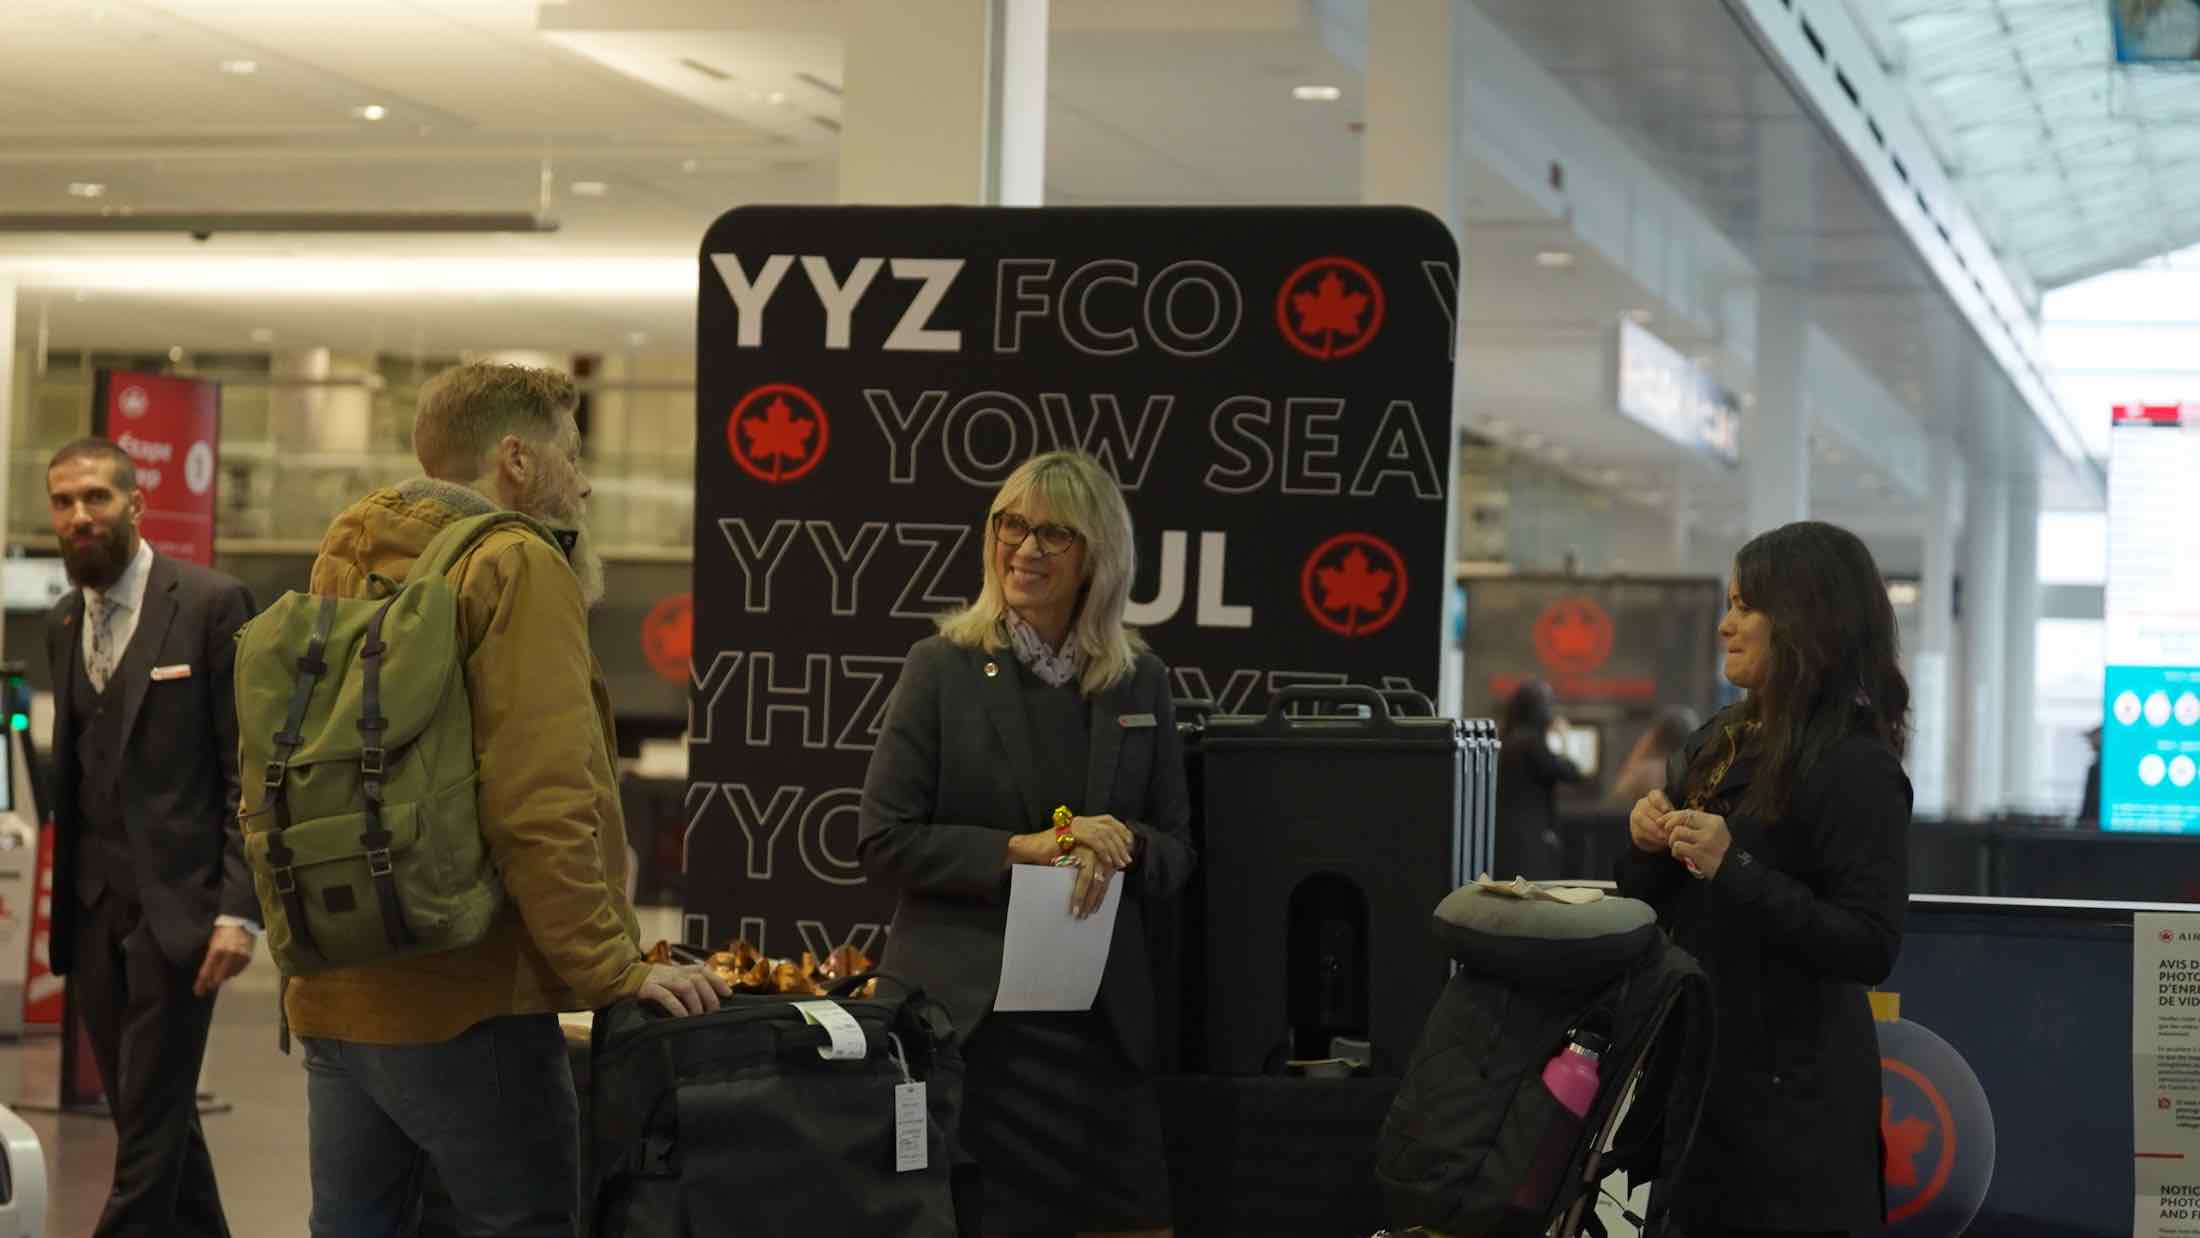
left=91, top=370, right=220, bottom=565
left=2112, top=403, right=2192, bottom=427
left=23, top=819, right=59, bottom=1026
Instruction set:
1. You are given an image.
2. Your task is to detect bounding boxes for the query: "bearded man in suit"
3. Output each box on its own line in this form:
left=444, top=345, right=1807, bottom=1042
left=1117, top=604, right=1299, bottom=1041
left=44, top=435, right=259, bottom=1238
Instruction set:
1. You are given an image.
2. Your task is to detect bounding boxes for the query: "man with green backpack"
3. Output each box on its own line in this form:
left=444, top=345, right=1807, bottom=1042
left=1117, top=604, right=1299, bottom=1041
left=235, top=362, right=728, bottom=1237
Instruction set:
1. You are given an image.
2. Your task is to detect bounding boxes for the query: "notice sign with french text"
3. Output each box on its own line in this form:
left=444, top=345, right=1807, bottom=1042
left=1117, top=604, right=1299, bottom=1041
left=90, top=370, right=221, bottom=566
left=683, top=206, right=1457, bottom=958
left=2137, top=912, right=2200, bottom=1236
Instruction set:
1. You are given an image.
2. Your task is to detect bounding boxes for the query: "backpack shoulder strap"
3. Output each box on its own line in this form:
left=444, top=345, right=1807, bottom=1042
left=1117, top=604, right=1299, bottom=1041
left=408, top=509, right=559, bottom=584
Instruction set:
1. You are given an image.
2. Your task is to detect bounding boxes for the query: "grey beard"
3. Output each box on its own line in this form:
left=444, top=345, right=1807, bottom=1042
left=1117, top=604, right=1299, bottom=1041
left=519, top=483, right=604, bottom=608
left=571, top=533, right=606, bottom=609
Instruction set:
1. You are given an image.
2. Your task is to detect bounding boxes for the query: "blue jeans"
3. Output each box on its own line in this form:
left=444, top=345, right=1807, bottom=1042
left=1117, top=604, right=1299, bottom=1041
left=302, top=1014, right=580, bottom=1238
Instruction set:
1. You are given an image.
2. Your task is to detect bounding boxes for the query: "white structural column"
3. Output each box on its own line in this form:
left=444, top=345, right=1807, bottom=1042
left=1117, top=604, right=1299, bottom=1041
left=1670, top=495, right=1694, bottom=575
left=1363, top=0, right=1464, bottom=217
left=839, top=0, right=1048, bottom=205
left=2002, top=467, right=2041, bottom=816
left=1960, top=457, right=2010, bottom=819
left=1746, top=282, right=1812, bottom=535
left=1747, top=117, right=1816, bottom=536
left=1362, top=0, right=1465, bottom=716
left=0, top=285, right=13, bottom=664
left=1910, top=436, right=1963, bottom=818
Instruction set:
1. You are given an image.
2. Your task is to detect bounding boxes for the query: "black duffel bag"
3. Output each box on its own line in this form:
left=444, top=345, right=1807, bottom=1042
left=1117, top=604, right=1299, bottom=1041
left=581, top=972, right=971, bottom=1238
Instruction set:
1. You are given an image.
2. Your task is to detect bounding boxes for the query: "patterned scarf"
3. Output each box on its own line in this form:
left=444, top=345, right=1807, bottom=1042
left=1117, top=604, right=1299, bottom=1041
left=1004, top=612, right=1085, bottom=688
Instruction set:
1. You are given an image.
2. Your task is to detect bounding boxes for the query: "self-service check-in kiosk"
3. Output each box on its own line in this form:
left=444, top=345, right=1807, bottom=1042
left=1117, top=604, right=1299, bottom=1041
left=0, top=666, right=39, bottom=1039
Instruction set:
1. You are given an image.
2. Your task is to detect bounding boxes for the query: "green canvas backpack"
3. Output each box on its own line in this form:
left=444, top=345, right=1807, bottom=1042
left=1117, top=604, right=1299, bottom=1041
left=235, top=510, right=553, bottom=976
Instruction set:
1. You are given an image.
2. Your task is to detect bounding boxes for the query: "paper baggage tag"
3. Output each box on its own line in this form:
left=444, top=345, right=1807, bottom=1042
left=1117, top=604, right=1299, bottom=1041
left=792, top=1001, right=868, bottom=1061
left=886, top=1032, right=928, bottom=1172
left=894, top=1082, right=928, bottom=1172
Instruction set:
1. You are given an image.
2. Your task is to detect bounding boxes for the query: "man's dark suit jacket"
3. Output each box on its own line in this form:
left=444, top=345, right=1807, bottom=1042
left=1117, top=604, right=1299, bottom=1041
left=45, top=552, right=259, bottom=974
left=858, top=635, right=1197, bottom=1071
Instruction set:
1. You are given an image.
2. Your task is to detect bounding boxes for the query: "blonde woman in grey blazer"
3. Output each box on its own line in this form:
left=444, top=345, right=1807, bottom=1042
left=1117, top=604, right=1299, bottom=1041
left=859, top=450, right=1197, bottom=1238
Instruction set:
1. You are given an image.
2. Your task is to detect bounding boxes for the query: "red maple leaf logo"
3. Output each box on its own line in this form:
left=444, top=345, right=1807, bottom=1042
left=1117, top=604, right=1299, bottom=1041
left=1317, top=550, right=1393, bottom=624
left=1293, top=273, right=1368, bottom=341
left=1300, top=533, right=1410, bottom=637
left=641, top=593, right=692, bottom=684
left=2165, top=930, right=2177, bottom=943
left=1532, top=597, right=1616, bottom=675
left=1547, top=611, right=1600, bottom=659
left=1276, top=257, right=1387, bottom=360
left=1881, top=1097, right=1935, bottom=1188
left=743, top=398, right=813, bottom=474
left=726, top=383, right=830, bottom=484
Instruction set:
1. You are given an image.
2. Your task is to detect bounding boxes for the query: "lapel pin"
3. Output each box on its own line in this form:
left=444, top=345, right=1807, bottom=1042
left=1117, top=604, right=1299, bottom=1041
left=984, top=660, right=999, bottom=678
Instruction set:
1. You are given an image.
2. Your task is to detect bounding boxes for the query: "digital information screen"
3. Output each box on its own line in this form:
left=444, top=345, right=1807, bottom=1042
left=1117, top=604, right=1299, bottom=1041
left=2104, top=403, right=2200, bottom=833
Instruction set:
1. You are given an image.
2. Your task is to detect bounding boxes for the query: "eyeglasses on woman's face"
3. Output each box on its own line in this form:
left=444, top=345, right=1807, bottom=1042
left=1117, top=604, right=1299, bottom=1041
left=992, top=511, right=1082, bottom=557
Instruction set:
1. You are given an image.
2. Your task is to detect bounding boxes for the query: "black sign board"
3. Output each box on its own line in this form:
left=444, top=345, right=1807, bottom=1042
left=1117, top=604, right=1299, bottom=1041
left=685, top=205, right=1458, bottom=956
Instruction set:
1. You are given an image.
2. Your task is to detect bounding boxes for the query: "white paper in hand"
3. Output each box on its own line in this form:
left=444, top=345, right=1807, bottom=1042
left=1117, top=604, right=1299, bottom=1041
left=993, top=864, right=1124, bottom=1012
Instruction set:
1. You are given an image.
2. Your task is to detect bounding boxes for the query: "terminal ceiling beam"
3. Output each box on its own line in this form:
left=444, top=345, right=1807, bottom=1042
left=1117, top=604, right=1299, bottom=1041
left=1725, top=0, right=2092, bottom=467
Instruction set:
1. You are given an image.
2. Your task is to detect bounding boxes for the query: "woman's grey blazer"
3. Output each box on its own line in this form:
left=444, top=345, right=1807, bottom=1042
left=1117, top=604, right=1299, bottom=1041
left=857, top=634, right=1197, bottom=1070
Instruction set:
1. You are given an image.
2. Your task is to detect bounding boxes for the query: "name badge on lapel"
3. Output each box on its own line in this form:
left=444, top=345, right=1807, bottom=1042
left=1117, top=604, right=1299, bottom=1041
left=1117, top=713, right=1157, bottom=729
left=150, top=664, right=193, bottom=682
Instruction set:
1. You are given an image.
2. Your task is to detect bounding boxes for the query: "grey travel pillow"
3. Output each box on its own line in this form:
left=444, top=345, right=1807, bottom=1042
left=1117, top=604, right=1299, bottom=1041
left=1431, top=886, right=1661, bottom=988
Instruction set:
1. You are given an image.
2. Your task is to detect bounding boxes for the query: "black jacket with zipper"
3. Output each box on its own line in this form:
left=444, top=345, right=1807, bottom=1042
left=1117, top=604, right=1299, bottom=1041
left=1614, top=705, right=1911, bottom=1232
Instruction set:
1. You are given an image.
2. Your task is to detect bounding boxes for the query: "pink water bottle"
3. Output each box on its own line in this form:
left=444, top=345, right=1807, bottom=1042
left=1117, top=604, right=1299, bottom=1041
left=1511, top=1030, right=1609, bottom=1213
left=1542, top=1030, right=1605, bottom=1118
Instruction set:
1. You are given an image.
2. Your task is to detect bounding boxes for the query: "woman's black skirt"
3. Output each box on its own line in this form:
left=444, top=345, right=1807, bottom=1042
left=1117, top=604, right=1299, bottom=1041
left=960, top=1008, right=1171, bottom=1234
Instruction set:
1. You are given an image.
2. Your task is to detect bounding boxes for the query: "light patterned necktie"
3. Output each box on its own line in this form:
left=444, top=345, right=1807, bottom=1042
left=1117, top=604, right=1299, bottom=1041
left=86, top=594, right=117, bottom=693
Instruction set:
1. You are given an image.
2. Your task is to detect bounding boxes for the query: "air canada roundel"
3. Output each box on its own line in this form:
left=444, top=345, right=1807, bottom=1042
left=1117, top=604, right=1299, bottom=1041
left=1878, top=1016, right=1995, bottom=1234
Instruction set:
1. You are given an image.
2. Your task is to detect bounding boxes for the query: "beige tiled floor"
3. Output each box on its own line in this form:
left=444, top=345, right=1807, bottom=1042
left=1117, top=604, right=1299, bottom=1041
left=0, top=965, right=309, bottom=1237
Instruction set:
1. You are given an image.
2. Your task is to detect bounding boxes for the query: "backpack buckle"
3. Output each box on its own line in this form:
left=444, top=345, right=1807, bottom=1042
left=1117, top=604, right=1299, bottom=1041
left=273, top=866, right=297, bottom=894
left=262, top=761, right=288, bottom=790
left=360, top=747, right=385, bottom=777
left=366, top=849, right=394, bottom=877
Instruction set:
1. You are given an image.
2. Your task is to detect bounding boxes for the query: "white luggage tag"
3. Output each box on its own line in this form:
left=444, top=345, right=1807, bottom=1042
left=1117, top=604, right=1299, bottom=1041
left=888, top=1032, right=928, bottom=1173
left=792, top=1000, right=868, bottom=1061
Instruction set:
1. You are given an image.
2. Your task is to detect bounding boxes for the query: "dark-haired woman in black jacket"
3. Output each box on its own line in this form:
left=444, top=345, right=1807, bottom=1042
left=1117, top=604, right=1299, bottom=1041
left=1616, top=521, right=1913, bottom=1238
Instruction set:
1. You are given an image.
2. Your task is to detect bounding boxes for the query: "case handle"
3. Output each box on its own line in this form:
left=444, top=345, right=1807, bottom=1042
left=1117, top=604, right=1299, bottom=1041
left=1378, top=688, right=1436, bottom=717
left=1172, top=697, right=1219, bottom=724
left=1255, top=684, right=1398, bottom=736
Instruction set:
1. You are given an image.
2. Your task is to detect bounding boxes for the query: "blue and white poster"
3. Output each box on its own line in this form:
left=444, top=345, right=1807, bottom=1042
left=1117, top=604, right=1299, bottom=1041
left=2105, top=404, right=2200, bottom=834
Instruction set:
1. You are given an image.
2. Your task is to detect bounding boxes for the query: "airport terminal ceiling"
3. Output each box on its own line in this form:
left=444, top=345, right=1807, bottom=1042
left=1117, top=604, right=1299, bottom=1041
left=0, top=0, right=2113, bottom=532
left=1858, top=0, right=2200, bottom=292
left=1469, top=0, right=2105, bottom=513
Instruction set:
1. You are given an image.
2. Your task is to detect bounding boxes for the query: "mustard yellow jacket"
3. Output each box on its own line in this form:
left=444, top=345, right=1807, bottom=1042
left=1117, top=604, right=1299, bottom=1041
left=283, top=481, right=650, bottom=1043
